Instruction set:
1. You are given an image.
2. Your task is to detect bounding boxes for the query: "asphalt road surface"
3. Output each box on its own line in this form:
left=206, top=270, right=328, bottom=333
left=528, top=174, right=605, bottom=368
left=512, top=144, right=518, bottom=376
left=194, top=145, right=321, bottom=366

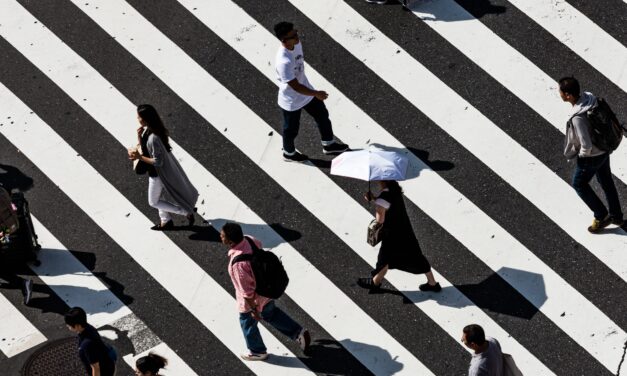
left=0, top=0, right=626, bottom=375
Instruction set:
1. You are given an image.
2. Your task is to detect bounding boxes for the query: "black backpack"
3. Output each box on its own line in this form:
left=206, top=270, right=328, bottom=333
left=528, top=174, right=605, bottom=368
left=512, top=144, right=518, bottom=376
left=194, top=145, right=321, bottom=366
left=231, top=237, right=289, bottom=299
left=584, top=97, right=625, bottom=152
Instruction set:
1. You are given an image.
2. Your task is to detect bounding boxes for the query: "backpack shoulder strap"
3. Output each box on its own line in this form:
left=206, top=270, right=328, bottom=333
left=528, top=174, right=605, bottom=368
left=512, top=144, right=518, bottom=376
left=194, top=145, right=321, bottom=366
left=231, top=253, right=253, bottom=266
left=244, top=236, right=261, bottom=253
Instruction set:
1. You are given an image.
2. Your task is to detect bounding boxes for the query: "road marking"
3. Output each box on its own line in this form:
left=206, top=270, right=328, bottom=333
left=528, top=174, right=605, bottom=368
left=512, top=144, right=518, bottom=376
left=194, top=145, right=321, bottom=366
left=123, top=342, right=198, bottom=376
left=0, top=292, right=46, bottom=357
left=0, top=82, right=311, bottom=375
left=506, top=0, right=627, bottom=92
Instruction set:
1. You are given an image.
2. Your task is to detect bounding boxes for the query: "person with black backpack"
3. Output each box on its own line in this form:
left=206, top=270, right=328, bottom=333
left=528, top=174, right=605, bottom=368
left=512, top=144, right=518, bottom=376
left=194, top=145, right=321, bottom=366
left=559, top=76, right=624, bottom=233
left=220, top=222, right=310, bottom=361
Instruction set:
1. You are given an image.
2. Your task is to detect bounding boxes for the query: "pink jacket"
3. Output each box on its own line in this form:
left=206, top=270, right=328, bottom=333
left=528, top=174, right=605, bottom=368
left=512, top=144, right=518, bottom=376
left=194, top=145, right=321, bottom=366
left=227, top=236, right=271, bottom=313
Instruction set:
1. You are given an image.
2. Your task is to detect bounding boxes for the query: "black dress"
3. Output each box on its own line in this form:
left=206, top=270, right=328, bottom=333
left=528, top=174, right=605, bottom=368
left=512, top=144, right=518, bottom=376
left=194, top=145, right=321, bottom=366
left=372, top=189, right=431, bottom=275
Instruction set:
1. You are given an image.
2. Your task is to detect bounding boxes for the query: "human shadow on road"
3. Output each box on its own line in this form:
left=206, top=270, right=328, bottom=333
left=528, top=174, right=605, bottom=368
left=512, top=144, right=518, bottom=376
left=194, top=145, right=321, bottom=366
left=366, top=267, right=544, bottom=320
left=400, top=0, right=506, bottom=21
left=0, top=163, right=34, bottom=192
left=198, top=219, right=302, bottom=248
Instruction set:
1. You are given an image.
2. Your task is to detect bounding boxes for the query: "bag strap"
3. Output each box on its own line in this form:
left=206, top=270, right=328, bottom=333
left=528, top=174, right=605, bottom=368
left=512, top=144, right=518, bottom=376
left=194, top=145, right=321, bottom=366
left=230, top=237, right=260, bottom=266
left=244, top=236, right=261, bottom=253
left=231, top=253, right=253, bottom=266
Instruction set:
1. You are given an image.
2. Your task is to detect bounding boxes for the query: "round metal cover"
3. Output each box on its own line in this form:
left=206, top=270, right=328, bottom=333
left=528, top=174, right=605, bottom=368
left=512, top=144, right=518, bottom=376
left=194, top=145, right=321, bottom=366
left=22, top=336, right=85, bottom=376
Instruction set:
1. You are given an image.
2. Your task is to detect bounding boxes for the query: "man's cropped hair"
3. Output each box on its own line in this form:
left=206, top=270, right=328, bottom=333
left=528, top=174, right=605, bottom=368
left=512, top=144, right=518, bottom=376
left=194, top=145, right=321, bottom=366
left=274, top=21, right=294, bottom=41
left=463, top=324, right=486, bottom=345
left=222, top=222, right=244, bottom=244
left=65, top=307, right=88, bottom=327
left=558, top=76, right=580, bottom=97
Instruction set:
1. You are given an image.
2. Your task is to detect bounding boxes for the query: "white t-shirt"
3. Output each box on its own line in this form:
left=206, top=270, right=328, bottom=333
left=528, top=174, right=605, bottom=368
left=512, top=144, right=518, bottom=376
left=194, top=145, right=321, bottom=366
left=275, top=42, right=314, bottom=111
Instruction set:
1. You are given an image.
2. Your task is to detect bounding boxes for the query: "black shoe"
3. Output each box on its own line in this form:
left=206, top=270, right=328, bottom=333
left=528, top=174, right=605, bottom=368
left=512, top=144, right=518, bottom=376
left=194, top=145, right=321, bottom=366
left=610, top=216, right=624, bottom=226
left=357, top=277, right=381, bottom=290
left=322, top=142, right=349, bottom=155
left=283, top=151, right=309, bottom=162
left=419, top=282, right=442, bottom=292
left=23, top=279, right=33, bottom=305
left=151, top=220, right=174, bottom=231
left=588, top=215, right=611, bottom=233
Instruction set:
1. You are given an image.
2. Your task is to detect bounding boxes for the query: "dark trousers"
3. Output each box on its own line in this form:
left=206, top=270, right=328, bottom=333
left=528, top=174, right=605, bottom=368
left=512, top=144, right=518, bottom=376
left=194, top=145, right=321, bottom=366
left=281, top=97, right=334, bottom=154
left=572, top=153, right=623, bottom=220
left=239, top=300, right=302, bottom=354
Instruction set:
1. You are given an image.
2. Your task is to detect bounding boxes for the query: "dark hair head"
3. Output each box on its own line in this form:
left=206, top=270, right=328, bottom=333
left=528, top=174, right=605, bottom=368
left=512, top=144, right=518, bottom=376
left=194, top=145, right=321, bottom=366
left=382, top=180, right=403, bottom=194
left=137, top=104, right=171, bottom=152
left=558, top=76, right=580, bottom=97
left=136, top=353, right=167, bottom=375
left=463, top=324, right=486, bottom=346
left=221, top=222, right=244, bottom=244
left=274, top=21, right=294, bottom=41
left=64, top=307, right=88, bottom=327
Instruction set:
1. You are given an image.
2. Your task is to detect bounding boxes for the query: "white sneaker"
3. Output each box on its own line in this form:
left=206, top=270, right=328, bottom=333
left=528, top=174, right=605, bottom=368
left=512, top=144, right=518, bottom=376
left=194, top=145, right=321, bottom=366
left=240, top=352, right=268, bottom=361
left=296, top=329, right=311, bottom=351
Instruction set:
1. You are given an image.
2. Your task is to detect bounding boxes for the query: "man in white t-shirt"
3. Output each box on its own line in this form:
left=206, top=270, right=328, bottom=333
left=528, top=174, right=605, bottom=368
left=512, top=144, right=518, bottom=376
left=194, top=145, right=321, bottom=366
left=462, top=324, right=504, bottom=376
left=273, top=22, right=349, bottom=162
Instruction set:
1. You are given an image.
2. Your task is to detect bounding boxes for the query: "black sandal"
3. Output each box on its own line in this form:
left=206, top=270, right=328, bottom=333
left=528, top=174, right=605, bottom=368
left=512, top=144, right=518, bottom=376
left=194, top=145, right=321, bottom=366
left=151, top=220, right=174, bottom=231
left=357, top=277, right=381, bottom=290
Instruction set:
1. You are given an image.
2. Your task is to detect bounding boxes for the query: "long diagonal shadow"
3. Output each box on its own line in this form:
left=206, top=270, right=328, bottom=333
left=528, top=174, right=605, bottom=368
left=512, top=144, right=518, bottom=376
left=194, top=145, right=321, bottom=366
left=375, top=267, right=545, bottom=320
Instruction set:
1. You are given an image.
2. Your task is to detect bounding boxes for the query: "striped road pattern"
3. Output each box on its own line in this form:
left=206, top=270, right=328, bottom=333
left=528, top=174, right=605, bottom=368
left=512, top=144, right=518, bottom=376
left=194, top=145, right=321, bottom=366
left=0, top=0, right=625, bottom=375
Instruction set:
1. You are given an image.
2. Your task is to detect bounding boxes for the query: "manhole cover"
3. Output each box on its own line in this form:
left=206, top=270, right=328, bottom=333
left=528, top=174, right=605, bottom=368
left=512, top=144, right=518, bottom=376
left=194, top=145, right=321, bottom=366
left=22, top=336, right=85, bottom=376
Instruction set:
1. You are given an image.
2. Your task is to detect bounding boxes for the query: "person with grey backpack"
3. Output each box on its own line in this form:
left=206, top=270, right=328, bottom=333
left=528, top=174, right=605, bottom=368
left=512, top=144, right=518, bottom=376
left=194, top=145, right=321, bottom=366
left=559, top=76, right=625, bottom=233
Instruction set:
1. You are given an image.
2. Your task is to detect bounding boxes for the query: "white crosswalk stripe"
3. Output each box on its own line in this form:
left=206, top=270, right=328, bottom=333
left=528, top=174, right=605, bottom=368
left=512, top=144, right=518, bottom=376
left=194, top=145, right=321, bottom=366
left=0, top=292, right=46, bottom=358
left=505, top=0, right=627, bottom=92
left=0, top=0, right=625, bottom=375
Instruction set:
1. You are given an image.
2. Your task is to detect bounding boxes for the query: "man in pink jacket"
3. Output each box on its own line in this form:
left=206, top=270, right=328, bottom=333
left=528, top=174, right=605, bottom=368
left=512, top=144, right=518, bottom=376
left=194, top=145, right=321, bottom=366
left=221, top=222, right=310, bottom=361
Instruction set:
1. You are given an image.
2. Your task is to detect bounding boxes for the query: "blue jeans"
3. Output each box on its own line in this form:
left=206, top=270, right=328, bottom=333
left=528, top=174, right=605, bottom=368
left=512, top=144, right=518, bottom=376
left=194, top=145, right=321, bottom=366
left=282, top=97, right=334, bottom=154
left=572, top=153, right=623, bottom=220
left=239, top=300, right=302, bottom=354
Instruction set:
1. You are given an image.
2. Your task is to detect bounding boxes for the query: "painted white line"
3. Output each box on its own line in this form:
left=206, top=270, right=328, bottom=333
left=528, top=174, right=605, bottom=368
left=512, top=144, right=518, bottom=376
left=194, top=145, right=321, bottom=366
left=177, top=0, right=622, bottom=372
left=506, top=0, right=627, bottom=92
left=123, top=342, right=198, bottom=376
left=64, top=0, right=544, bottom=373
left=0, top=85, right=311, bottom=376
left=0, top=292, right=46, bottom=357
left=0, top=2, right=434, bottom=374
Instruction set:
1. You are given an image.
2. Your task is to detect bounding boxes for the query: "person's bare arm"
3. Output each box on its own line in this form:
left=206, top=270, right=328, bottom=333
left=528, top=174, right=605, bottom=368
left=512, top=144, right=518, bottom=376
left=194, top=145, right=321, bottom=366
left=375, top=205, right=386, bottom=224
left=90, top=362, right=101, bottom=376
left=287, top=79, right=328, bottom=101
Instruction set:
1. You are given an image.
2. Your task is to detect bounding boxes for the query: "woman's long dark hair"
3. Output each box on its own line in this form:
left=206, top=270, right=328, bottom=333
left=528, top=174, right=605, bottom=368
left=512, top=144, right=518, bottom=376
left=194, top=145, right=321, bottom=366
left=137, top=104, right=172, bottom=152
left=136, top=353, right=167, bottom=375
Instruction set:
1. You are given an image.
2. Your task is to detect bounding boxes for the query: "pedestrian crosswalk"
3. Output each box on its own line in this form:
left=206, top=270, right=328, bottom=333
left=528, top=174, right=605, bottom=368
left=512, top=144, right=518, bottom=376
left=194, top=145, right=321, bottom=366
left=0, top=0, right=625, bottom=375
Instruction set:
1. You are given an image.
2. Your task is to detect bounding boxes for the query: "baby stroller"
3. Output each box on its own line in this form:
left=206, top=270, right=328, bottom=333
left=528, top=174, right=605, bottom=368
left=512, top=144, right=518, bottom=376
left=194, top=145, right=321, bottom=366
left=0, top=186, right=41, bottom=260
left=0, top=186, right=40, bottom=304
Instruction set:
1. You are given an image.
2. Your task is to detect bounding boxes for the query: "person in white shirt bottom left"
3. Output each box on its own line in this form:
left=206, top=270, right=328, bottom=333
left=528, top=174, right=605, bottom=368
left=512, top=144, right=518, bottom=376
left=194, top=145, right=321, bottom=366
left=273, top=21, right=349, bottom=162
